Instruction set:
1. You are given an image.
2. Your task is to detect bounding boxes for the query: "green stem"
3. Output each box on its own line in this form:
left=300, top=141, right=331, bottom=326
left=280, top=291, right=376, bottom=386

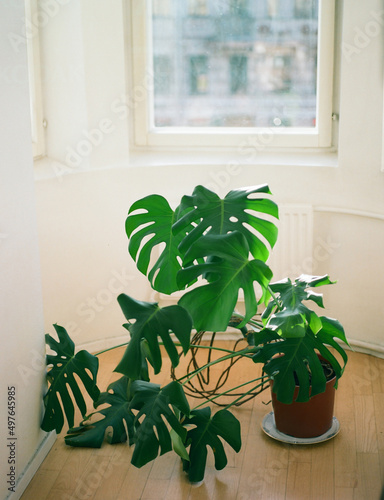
left=175, top=343, right=252, bottom=356
left=192, top=375, right=270, bottom=410
left=268, top=285, right=283, bottom=311
left=177, top=348, right=253, bottom=386
left=94, top=342, right=129, bottom=357
left=246, top=318, right=263, bottom=329
left=223, top=379, right=270, bottom=410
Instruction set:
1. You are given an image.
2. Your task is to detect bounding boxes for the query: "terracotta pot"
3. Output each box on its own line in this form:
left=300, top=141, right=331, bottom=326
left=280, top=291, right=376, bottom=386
left=271, top=370, right=336, bottom=439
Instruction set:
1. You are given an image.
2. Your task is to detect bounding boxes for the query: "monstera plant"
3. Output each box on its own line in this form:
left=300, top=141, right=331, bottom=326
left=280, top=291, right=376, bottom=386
left=40, top=184, right=348, bottom=482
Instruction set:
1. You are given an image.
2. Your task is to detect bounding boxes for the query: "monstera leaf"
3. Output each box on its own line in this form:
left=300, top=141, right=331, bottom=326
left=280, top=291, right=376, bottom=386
left=65, top=376, right=135, bottom=448
left=252, top=317, right=348, bottom=403
left=41, top=324, right=100, bottom=433
left=262, top=275, right=336, bottom=338
left=182, top=407, right=242, bottom=483
left=173, top=184, right=278, bottom=261
left=178, top=232, right=272, bottom=331
left=129, top=381, right=190, bottom=468
left=115, top=295, right=192, bottom=379
left=125, top=194, right=189, bottom=294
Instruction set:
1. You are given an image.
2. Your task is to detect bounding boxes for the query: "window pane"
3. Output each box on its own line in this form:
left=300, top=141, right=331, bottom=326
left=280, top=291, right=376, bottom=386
left=230, top=55, right=248, bottom=94
left=188, top=0, right=208, bottom=16
left=190, top=56, right=209, bottom=94
left=152, top=0, right=319, bottom=128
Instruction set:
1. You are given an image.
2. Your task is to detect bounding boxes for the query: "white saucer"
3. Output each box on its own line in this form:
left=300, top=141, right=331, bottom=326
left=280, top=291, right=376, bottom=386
left=261, top=412, right=340, bottom=445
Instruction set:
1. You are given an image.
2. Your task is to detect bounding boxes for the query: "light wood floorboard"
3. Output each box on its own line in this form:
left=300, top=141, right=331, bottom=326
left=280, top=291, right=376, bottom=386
left=21, top=345, right=384, bottom=500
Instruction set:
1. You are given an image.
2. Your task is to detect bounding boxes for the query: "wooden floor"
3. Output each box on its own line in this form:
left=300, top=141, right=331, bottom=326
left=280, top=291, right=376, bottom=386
left=21, top=342, right=384, bottom=500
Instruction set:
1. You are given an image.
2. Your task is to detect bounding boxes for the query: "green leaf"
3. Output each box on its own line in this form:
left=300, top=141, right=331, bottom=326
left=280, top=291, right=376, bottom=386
left=173, top=184, right=278, bottom=262
left=65, top=376, right=135, bottom=448
left=182, top=407, right=241, bottom=483
left=296, top=274, right=336, bottom=288
left=264, top=274, right=339, bottom=338
left=129, top=381, right=190, bottom=468
left=41, top=325, right=100, bottom=433
left=253, top=317, right=348, bottom=404
left=178, top=232, right=272, bottom=331
left=125, top=194, right=188, bottom=294
left=269, top=275, right=334, bottom=310
left=267, top=306, right=307, bottom=338
left=170, top=428, right=190, bottom=461
left=115, top=295, right=192, bottom=379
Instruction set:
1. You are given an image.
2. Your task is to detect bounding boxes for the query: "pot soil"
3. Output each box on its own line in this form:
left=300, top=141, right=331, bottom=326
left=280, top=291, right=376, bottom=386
left=271, top=360, right=336, bottom=439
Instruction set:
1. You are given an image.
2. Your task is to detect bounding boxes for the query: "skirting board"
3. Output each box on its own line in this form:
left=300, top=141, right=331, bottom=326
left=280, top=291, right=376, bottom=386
left=7, top=431, right=56, bottom=500
left=76, top=334, right=130, bottom=354
left=346, top=338, right=384, bottom=360
left=78, top=333, right=384, bottom=360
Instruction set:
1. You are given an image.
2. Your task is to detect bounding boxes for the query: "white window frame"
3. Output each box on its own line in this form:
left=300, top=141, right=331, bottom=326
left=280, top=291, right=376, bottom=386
left=25, top=0, right=45, bottom=159
left=129, top=0, right=335, bottom=151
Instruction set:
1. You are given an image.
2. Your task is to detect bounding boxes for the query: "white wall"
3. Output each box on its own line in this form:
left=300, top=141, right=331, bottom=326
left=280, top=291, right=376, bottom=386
left=0, top=2, right=55, bottom=499
left=34, top=0, right=384, bottom=357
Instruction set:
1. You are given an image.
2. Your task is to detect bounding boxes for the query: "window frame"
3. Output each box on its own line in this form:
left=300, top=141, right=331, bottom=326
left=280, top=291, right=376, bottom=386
left=129, top=0, right=336, bottom=151
left=25, top=0, right=45, bottom=159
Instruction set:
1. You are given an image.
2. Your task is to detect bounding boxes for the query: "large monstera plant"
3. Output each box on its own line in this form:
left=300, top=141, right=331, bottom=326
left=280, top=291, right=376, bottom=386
left=41, top=184, right=348, bottom=483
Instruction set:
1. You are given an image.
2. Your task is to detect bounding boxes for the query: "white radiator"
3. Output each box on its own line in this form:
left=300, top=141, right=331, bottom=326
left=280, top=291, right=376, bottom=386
left=267, top=204, right=313, bottom=282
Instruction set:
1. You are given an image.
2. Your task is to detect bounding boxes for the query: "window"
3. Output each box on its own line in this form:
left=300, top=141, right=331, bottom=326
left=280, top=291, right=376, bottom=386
left=153, top=56, right=173, bottom=95
left=152, top=0, right=172, bottom=16
left=267, top=0, right=279, bottom=19
left=190, top=56, right=209, bottom=95
left=230, top=0, right=248, bottom=16
left=295, top=0, right=317, bottom=19
left=188, top=0, right=208, bottom=16
left=230, top=55, right=248, bottom=94
left=130, top=0, right=335, bottom=149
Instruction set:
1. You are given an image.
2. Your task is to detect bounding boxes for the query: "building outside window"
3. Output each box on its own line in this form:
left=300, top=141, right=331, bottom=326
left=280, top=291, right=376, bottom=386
left=188, top=0, right=208, bottom=16
left=230, top=0, right=248, bottom=15
left=190, top=56, right=209, bottom=95
left=230, top=55, right=248, bottom=94
left=152, top=0, right=172, bottom=16
left=153, top=56, right=173, bottom=95
left=295, top=0, right=317, bottom=19
left=131, top=0, right=334, bottom=149
left=151, top=0, right=318, bottom=128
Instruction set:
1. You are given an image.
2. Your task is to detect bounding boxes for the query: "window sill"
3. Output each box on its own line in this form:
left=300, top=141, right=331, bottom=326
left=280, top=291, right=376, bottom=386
left=128, top=149, right=338, bottom=169
left=34, top=150, right=338, bottom=182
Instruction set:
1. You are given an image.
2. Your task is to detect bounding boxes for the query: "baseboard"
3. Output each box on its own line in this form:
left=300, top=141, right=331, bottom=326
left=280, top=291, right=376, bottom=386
left=7, top=431, right=56, bottom=500
left=77, top=333, right=384, bottom=360
left=76, top=335, right=130, bottom=355
left=346, top=338, right=384, bottom=359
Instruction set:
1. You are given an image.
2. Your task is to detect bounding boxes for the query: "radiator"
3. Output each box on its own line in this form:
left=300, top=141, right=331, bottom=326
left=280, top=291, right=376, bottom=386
left=267, top=204, right=313, bottom=282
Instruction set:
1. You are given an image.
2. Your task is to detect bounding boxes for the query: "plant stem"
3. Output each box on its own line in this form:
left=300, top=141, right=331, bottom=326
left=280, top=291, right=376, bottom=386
left=223, top=379, right=270, bottom=410
left=175, top=342, right=254, bottom=356
left=191, top=375, right=270, bottom=410
left=94, top=342, right=129, bottom=357
left=177, top=348, right=254, bottom=386
left=268, top=285, right=283, bottom=310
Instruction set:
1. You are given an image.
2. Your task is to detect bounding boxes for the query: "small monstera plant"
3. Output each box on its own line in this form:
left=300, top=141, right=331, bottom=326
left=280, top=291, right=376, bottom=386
left=40, top=184, right=348, bottom=483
